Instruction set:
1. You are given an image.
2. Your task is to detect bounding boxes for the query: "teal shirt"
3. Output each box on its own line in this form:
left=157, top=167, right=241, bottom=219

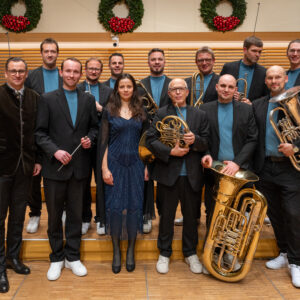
left=109, top=78, right=116, bottom=89
left=195, top=73, right=213, bottom=103
left=42, top=68, right=59, bottom=93
left=85, top=81, right=99, bottom=102
left=64, top=89, right=78, bottom=126
left=238, top=61, right=254, bottom=98
left=150, top=75, right=165, bottom=106
left=286, top=68, right=300, bottom=90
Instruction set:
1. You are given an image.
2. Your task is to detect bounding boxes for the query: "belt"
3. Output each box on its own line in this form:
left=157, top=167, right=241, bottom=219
left=265, top=156, right=289, bottom=162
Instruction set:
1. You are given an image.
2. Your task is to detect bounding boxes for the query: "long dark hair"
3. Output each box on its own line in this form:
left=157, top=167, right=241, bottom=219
left=106, top=73, right=146, bottom=120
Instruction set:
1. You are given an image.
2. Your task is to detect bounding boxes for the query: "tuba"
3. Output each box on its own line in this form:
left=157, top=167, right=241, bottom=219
left=269, top=85, right=300, bottom=171
left=136, top=80, right=158, bottom=120
left=202, top=161, right=267, bottom=282
left=236, top=73, right=248, bottom=101
left=190, top=72, right=204, bottom=107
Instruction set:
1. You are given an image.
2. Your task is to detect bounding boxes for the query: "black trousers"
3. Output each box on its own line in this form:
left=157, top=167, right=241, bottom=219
left=157, top=176, right=201, bottom=258
left=44, top=176, right=86, bottom=262
left=256, top=159, right=300, bottom=266
left=0, top=165, right=31, bottom=273
left=28, top=173, right=42, bottom=217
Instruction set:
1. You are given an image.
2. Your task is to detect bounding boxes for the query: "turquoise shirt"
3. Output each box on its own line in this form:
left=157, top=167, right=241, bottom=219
left=85, top=81, right=99, bottom=102
left=195, top=73, right=213, bottom=103
left=42, top=68, right=59, bottom=93
left=285, top=68, right=300, bottom=90
left=64, top=89, right=78, bottom=126
left=218, top=101, right=235, bottom=161
left=238, top=61, right=254, bottom=98
left=150, top=75, right=165, bottom=106
left=109, top=78, right=116, bottom=89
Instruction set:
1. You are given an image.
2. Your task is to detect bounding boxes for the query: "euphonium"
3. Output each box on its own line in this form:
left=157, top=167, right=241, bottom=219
left=269, top=86, right=300, bottom=171
left=190, top=72, right=204, bottom=107
left=236, top=73, right=248, bottom=101
left=202, top=161, right=267, bottom=282
left=136, top=80, right=158, bottom=119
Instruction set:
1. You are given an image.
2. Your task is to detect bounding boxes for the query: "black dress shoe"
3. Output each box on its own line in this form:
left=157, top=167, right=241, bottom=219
left=112, top=264, right=121, bottom=274
left=6, top=259, right=30, bottom=275
left=126, top=263, right=135, bottom=272
left=0, top=271, right=9, bottom=293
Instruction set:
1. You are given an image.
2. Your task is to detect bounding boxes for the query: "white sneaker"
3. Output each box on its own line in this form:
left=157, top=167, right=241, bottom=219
left=223, top=253, right=241, bottom=271
left=143, top=220, right=152, bottom=234
left=289, top=264, right=300, bottom=288
left=81, top=222, right=91, bottom=235
left=65, top=259, right=87, bottom=277
left=264, top=216, right=271, bottom=225
left=156, top=255, right=170, bottom=274
left=62, top=211, right=66, bottom=226
left=185, top=254, right=203, bottom=274
left=47, top=261, right=64, bottom=281
left=266, top=253, right=288, bottom=270
left=96, top=222, right=105, bottom=235
left=26, top=216, right=40, bottom=233
left=202, top=264, right=210, bottom=275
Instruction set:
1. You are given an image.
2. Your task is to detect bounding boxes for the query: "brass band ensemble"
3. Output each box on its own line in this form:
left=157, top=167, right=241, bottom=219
left=1, top=36, right=300, bottom=295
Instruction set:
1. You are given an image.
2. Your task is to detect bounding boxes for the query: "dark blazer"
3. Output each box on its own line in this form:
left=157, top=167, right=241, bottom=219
left=103, top=78, right=111, bottom=88
left=35, top=87, right=98, bottom=181
left=146, top=104, right=209, bottom=192
left=0, top=84, right=39, bottom=176
left=25, top=66, right=63, bottom=95
left=199, top=100, right=258, bottom=170
left=220, top=60, right=268, bottom=101
left=140, top=75, right=172, bottom=108
left=185, top=72, right=219, bottom=104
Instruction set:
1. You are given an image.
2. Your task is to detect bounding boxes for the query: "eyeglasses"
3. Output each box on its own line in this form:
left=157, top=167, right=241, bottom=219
left=197, top=59, right=212, bottom=63
left=7, top=69, right=26, bottom=75
left=87, top=67, right=101, bottom=72
left=288, top=49, right=300, bottom=54
left=169, top=87, right=187, bottom=93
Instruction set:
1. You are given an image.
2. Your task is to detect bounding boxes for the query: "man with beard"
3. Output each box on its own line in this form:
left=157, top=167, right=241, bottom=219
left=103, top=53, right=124, bottom=89
left=253, top=65, right=300, bottom=288
left=185, top=46, right=219, bottom=104
left=220, top=36, right=268, bottom=104
left=77, top=57, right=112, bottom=235
left=140, top=48, right=172, bottom=233
left=285, top=39, right=300, bottom=89
left=25, top=38, right=63, bottom=234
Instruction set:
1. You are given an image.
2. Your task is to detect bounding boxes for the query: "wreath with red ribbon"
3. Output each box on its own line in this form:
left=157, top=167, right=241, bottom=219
left=98, top=0, right=144, bottom=34
left=0, top=0, right=42, bottom=33
left=200, top=0, right=246, bottom=32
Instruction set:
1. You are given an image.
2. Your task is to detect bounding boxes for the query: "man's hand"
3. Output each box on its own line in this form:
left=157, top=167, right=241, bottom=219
left=95, top=101, right=103, bottom=112
left=201, top=155, right=213, bottom=168
left=278, top=143, right=294, bottom=157
left=102, top=168, right=114, bottom=185
left=54, top=150, right=72, bottom=165
left=170, top=140, right=189, bottom=157
left=81, top=136, right=91, bottom=149
left=240, top=97, right=252, bottom=105
left=183, top=131, right=195, bottom=146
left=221, top=161, right=240, bottom=176
left=33, top=163, right=42, bottom=176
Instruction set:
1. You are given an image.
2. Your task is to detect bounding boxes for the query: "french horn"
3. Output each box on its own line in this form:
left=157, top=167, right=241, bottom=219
left=202, top=161, right=267, bottom=282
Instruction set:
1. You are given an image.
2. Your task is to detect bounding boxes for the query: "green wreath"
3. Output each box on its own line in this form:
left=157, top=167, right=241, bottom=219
left=200, top=0, right=246, bottom=32
left=0, top=0, right=42, bottom=33
left=98, top=0, right=144, bottom=34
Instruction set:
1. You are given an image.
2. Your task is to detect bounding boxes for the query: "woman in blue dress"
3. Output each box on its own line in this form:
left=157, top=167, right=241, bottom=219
left=97, top=73, right=148, bottom=273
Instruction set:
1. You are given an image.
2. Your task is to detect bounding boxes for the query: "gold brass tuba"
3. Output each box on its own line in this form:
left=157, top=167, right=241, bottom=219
left=236, top=73, right=248, bottom=101
left=202, top=161, right=267, bottom=282
left=136, top=80, right=158, bottom=119
left=269, top=86, right=300, bottom=171
left=190, top=72, right=204, bottom=107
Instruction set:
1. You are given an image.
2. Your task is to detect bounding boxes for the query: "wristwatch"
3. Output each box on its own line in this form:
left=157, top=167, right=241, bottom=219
left=293, top=145, right=299, bottom=153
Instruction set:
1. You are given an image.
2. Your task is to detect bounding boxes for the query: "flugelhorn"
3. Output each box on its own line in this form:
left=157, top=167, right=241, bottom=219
left=136, top=80, right=158, bottom=119
left=236, top=73, right=248, bottom=101
left=202, top=161, right=267, bottom=282
left=190, top=72, right=204, bottom=107
left=269, top=86, right=300, bottom=171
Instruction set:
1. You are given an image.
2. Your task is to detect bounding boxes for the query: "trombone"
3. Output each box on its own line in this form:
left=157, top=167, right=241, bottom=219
left=190, top=72, right=204, bottom=107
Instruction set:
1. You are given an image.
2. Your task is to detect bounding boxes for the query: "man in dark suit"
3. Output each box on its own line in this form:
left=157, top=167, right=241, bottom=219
left=220, top=36, right=268, bottom=104
left=146, top=78, right=209, bottom=274
left=140, top=48, right=172, bottom=233
left=185, top=46, right=219, bottom=105
left=200, top=74, right=257, bottom=229
left=0, top=57, right=41, bottom=293
left=253, top=65, right=300, bottom=288
left=25, top=38, right=63, bottom=234
left=77, top=57, right=112, bottom=236
left=35, top=58, right=98, bottom=281
left=285, top=39, right=300, bottom=89
left=103, top=53, right=124, bottom=89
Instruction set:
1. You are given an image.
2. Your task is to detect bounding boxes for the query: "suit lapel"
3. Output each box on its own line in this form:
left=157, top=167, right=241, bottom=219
left=212, top=101, right=220, bottom=139
left=38, top=67, right=45, bottom=94
left=159, top=77, right=169, bottom=107
left=144, top=77, right=153, bottom=96
left=74, top=89, right=85, bottom=129
left=56, top=88, right=74, bottom=129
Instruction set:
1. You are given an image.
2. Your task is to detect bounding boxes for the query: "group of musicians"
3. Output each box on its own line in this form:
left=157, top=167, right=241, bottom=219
left=0, top=36, right=300, bottom=293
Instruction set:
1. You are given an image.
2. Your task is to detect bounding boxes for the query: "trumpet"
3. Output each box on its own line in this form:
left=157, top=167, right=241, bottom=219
left=236, top=73, right=248, bottom=101
left=136, top=80, right=158, bottom=119
left=190, top=72, right=204, bottom=107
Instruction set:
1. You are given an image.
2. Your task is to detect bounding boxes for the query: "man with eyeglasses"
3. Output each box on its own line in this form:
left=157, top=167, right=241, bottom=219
left=185, top=46, right=219, bottom=104
left=146, top=78, right=209, bottom=274
left=220, top=36, right=268, bottom=104
left=77, top=57, right=112, bottom=236
left=103, top=53, right=124, bottom=89
left=0, top=57, right=41, bottom=293
left=285, top=39, right=300, bottom=89
left=25, top=38, right=63, bottom=234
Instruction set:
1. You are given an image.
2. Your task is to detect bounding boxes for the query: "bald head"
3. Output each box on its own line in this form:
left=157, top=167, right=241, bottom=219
left=265, top=65, right=288, bottom=96
left=168, top=78, right=189, bottom=107
left=216, top=74, right=237, bottom=103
